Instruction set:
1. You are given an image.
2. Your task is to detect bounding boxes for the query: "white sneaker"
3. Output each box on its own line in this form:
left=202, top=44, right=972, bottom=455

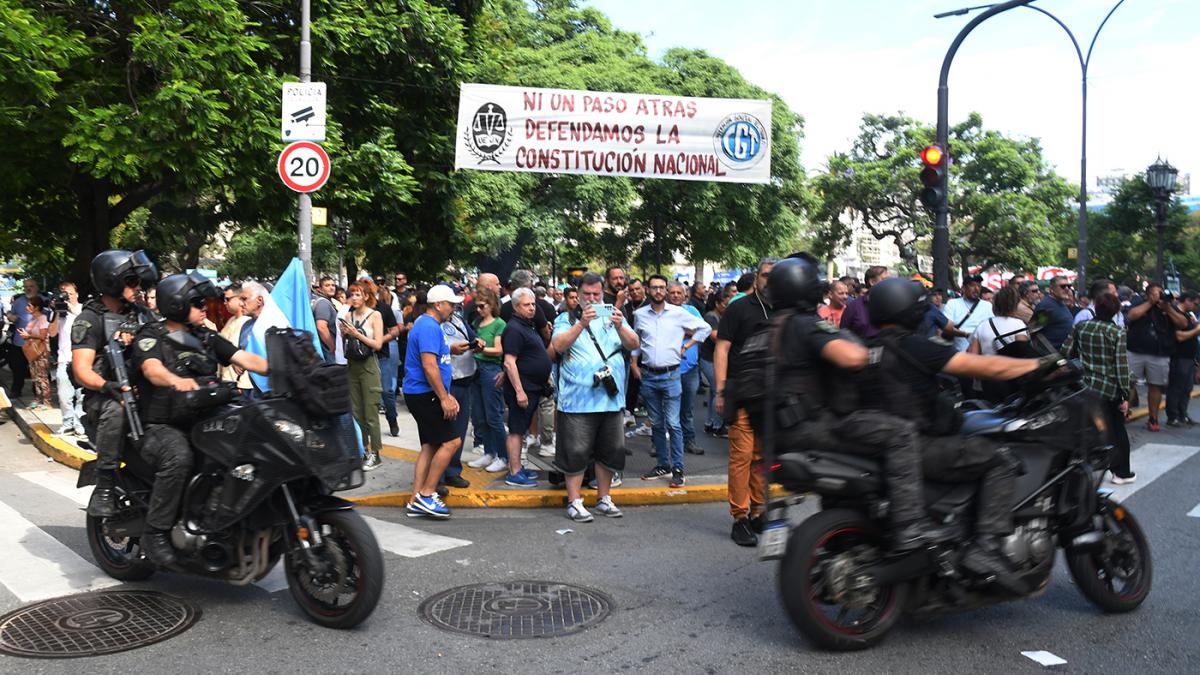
left=567, top=498, right=594, bottom=522
left=1110, top=472, right=1137, bottom=485
left=538, top=443, right=556, bottom=458
left=471, top=443, right=485, bottom=456
left=468, top=453, right=495, bottom=469
left=523, top=434, right=538, bottom=450
left=485, top=456, right=509, bottom=473
left=634, top=423, right=653, bottom=437
left=594, top=495, right=623, bottom=518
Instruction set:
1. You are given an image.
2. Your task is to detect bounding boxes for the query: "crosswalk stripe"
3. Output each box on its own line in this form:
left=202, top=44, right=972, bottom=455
left=1108, top=443, right=1200, bottom=503
left=1188, top=503, right=1200, bottom=518
left=362, top=515, right=471, bottom=558
left=16, top=470, right=91, bottom=508
left=0, top=499, right=122, bottom=602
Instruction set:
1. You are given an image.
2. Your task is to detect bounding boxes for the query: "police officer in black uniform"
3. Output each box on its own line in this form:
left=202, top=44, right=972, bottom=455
left=72, top=250, right=158, bottom=517
left=749, top=256, right=932, bottom=551
left=131, top=272, right=269, bottom=565
left=865, top=278, right=1060, bottom=588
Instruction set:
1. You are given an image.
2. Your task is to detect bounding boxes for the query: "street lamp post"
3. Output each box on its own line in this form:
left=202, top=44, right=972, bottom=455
left=935, top=1, right=1126, bottom=292
left=1146, top=156, right=1178, bottom=284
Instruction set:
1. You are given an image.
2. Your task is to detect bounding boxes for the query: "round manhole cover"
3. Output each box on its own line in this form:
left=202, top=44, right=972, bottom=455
left=0, top=590, right=199, bottom=659
left=419, top=580, right=612, bottom=639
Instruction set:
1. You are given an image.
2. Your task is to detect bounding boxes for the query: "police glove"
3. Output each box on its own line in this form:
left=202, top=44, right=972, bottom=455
left=101, top=381, right=125, bottom=400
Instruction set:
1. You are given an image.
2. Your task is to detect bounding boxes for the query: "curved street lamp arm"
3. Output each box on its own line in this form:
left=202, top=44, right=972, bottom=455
left=1086, top=0, right=1126, bottom=69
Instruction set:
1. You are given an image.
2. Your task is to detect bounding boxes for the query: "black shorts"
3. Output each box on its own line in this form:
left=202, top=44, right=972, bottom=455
left=555, top=411, right=626, bottom=476
left=504, top=388, right=541, bottom=435
left=404, top=392, right=458, bottom=447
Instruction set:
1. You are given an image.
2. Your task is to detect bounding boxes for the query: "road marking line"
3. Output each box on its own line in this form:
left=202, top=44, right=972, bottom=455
left=362, top=515, right=471, bottom=558
left=1108, top=443, right=1200, bottom=503
left=1188, top=503, right=1200, bottom=518
left=0, top=499, right=122, bottom=602
left=15, top=470, right=91, bottom=508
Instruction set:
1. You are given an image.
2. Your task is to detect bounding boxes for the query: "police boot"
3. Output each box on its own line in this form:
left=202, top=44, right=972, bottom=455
left=141, top=529, right=177, bottom=566
left=890, top=519, right=952, bottom=553
left=961, top=535, right=1024, bottom=594
left=87, top=471, right=118, bottom=518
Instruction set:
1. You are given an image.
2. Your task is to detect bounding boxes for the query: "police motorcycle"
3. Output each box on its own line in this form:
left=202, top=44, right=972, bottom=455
left=78, top=320, right=383, bottom=629
left=761, top=319, right=1152, bottom=650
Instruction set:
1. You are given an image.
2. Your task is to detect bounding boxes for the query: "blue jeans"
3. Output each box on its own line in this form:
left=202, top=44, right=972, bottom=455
left=472, top=361, right=507, bottom=459
left=680, top=365, right=700, bottom=444
left=444, top=376, right=474, bottom=479
left=378, top=343, right=398, bottom=429
left=641, top=369, right=683, bottom=470
left=698, top=358, right=723, bottom=430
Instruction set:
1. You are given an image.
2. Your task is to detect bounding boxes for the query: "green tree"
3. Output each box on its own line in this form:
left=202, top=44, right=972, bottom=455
left=811, top=113, right=1074, bottom=280
left=1088, top=175, right=1192, bottom=286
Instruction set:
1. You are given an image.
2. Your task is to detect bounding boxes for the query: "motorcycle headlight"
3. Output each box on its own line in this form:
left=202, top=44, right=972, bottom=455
left=272, top=419, right=305, bottom=444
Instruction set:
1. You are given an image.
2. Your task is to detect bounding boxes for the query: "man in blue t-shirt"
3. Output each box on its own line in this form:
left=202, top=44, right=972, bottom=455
left=550, top=273, right=640, bottom=522
left=402, top=284, right=465, bottom=519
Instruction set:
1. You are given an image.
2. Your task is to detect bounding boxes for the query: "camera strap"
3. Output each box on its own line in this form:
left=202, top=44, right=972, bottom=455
left=583, top=324, right=621, bottom=363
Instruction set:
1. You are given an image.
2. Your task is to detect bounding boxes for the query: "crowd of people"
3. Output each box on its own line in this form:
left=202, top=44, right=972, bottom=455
left=2, top=255, right=1198, bottom=542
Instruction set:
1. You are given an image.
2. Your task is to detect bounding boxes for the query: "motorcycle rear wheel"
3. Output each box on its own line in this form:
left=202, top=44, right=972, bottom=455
left=284, top=509, right=383, bottom=629
left=1065, top=497, right=1152, bottom=613
left=86, top=514, right=155, bottom=581
left=779, top=508, right=907, bottom=651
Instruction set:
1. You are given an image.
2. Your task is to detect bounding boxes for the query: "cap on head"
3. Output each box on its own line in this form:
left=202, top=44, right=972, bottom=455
left=427, top=284, right=464, bottom=305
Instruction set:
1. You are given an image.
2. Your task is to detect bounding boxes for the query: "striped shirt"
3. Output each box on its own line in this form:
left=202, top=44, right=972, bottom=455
left=1062, top=319, right=1130, bottom=401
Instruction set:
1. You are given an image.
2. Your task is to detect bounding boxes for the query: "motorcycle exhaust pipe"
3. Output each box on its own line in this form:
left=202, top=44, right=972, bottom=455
left=201, top=542, right=231, bottom=572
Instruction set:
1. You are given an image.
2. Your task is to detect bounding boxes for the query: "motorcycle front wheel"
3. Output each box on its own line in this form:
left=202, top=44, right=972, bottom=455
left=1065, top=497, right=1152, bottom=612
left=284, top=508, right=383, bottom=629
left=779, top=508, right=906, bottom=651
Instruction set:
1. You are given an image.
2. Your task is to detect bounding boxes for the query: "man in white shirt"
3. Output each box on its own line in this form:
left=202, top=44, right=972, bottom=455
left=1074, top=278, right=1125, bottom=327
left=633, top=274, right=711, bottom=487
left=943, top=275, right=994, bottom=351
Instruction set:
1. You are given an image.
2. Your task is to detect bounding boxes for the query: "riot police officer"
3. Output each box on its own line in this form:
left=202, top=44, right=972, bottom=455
left=131, top=272, right=268, bottom=565
left=865, top=278, right=1060, bottom=589
left=72, top=250, right=158, bottom=517
left=749, top=256, right=932, bottom=551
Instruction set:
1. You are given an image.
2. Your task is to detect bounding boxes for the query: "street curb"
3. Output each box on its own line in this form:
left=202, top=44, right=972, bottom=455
left=7, top=407, right=95, bottom=471
left=346, top=483, right=729, bottom=509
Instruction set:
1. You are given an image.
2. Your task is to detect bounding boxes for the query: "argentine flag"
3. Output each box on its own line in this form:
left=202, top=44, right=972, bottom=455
left=244, top=257, right=322, bottom=392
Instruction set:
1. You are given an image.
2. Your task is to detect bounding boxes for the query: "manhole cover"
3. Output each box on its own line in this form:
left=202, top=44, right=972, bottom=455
left=0, top=590, right=199, bottom=659
left=419, top=580, right=612, bottom=639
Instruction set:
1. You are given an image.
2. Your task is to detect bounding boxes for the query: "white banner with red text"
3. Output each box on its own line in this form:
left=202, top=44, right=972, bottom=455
left=453, top=83, right=773, bottom=184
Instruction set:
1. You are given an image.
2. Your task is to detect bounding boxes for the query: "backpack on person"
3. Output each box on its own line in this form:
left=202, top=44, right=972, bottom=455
left=343, top=312, right=375, bottom=362
left=265, top=327, right=351, bottom=416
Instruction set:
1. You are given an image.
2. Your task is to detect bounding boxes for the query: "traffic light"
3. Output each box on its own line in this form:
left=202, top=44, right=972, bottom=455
left=919, top=144, right=947, bottom=211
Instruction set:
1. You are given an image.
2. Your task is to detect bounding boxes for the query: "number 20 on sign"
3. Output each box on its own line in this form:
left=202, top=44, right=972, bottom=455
left=277, top=141, right=331, bottom=193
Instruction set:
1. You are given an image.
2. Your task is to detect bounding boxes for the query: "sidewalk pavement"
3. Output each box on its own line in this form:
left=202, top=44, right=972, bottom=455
left=4, top=380, right=1195, bottom=510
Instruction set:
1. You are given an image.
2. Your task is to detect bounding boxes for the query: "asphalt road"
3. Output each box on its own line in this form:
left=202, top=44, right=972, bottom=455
left=0, top=407, right=1197, bottom=674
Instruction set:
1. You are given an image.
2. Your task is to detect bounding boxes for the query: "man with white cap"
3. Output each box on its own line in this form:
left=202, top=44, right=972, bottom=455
left=402, top=284, right=467, bottom=519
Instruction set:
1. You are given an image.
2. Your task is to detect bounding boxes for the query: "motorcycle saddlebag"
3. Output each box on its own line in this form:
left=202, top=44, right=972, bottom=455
left=773, top=451, right=884, bottom=496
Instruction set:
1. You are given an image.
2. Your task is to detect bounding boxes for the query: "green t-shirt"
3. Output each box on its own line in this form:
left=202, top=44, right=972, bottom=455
left=473, top=317, right=506, bottom=364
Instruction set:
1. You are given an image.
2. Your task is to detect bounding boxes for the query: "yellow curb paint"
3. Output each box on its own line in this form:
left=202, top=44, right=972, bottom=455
left=28, top=423, right=94, bottom=471
left=347, top=483, right=730, bottom=509
left=379, top=445, right=493, bottom=486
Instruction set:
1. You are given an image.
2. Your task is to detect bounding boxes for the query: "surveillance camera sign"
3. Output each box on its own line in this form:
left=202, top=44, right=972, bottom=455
left=281, top=82, right=326, bottom=142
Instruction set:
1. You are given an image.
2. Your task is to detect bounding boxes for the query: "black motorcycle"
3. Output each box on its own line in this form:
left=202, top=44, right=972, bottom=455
left=78, top=330, right=383, bottom=629
left=761, top=362, right=1152, bottom=650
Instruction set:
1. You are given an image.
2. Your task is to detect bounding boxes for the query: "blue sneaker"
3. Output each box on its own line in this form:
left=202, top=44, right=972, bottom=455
left=520, top=467, right=541, bottom=480
left=406, top=501, right=426, bottom=518
left=411, top=492, right=450, bottom=519
left=505, top=470, right=539, bottom=487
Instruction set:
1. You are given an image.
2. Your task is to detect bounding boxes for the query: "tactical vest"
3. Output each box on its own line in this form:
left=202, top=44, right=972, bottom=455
left=135, top=321, right=223, bottom=425
left=75, top=298, right=147, bottom=388
left=735, top=311, right=858, bottom=435
left=860, top=331, right=963, bottom=436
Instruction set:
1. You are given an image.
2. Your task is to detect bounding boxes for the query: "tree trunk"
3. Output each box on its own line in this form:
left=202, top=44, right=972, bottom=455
left=69, top=176, right=111, bottom=287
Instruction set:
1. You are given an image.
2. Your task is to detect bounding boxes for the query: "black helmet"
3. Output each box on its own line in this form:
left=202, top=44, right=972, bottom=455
left=91, top=249, right=157, bottom=297
left=868, top=278, right=929, bottom=329
left=767, top=254, right=825, bottom=311
left=156, top=271, right=220, bottom=323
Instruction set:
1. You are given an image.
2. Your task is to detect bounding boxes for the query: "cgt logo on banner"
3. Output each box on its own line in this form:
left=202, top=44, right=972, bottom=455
left=453, top=83, right=773, bottom=185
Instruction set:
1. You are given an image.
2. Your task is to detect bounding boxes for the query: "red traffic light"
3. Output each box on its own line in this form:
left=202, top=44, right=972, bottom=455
left=921, top=145, right=944, bottom=166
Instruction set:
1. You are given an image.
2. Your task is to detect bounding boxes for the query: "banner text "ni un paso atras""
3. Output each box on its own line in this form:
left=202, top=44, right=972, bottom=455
left=454, top=83, right=773, bottom=185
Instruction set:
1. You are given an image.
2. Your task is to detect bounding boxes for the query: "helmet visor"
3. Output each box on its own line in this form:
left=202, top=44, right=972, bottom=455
left=131, top=250, right=158, bottom=290
left=185, top=270, right=220, bottom=301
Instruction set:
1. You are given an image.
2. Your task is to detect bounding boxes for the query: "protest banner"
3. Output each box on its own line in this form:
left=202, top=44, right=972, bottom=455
left=454, top=83, right=772, bottom=184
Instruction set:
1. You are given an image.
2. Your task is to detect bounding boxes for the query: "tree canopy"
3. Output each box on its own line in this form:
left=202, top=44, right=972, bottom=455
left=811, top=112, right=1076, bottom=280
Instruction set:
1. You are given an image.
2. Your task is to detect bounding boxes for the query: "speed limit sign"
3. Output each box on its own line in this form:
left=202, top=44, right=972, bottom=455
left=278, top=141, right=331, bottom=193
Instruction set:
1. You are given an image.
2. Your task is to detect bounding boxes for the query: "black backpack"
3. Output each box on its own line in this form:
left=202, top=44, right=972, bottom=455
left=265, top=327, right=351, bottom=416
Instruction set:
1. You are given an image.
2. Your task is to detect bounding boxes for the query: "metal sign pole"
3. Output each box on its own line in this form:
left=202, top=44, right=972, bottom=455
left=297, top=0, right=314, bottom=284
